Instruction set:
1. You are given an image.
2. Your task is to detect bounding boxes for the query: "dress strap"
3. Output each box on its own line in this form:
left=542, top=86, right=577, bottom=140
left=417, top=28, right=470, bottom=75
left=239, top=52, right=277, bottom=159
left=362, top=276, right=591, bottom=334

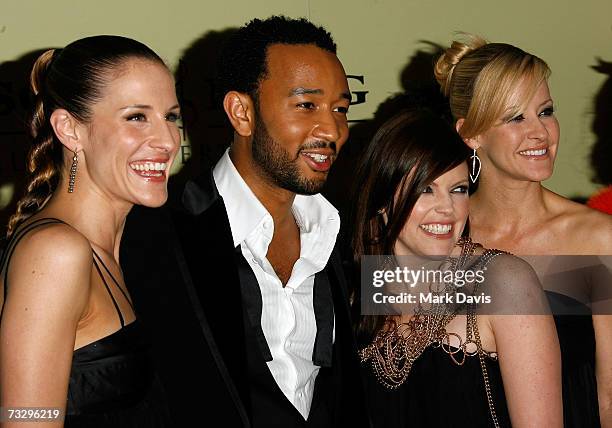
left=465, top=248, right=505, bottom=428
left=1, top=218, right=132, bottom=328
left=91, top=254, right=125, bottom=328
left=1, top=218, right=66, bottom=314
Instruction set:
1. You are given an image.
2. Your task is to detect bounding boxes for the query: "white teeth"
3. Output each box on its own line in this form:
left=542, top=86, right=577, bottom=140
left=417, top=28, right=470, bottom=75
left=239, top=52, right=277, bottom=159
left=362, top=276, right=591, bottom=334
left=129, top=162, right=168, bottom=172
left=420, top=224, right=452, bottom=234
left=519, top=148, right=547, bottom=156
left=304, top=153, right=329, bottom=163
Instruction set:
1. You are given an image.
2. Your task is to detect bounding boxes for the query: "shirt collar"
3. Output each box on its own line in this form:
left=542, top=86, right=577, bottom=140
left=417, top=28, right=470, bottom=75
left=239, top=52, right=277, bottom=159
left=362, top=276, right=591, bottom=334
left=213, top=148, right=268, bottom=247
left=213, top=148, right=341, bottom=253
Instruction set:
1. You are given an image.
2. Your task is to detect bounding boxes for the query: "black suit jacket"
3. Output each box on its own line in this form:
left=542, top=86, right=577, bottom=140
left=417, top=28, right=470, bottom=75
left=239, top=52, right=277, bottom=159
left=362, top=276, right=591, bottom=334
left=120, top=171, right=370, bottom=427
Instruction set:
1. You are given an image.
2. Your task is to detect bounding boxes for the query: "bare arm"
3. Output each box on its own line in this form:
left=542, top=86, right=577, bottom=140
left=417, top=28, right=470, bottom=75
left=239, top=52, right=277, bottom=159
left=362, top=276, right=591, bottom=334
left=593, top=314, right=612, bottom=427
left=487, top=255, right=563, bottom=427
left=593, top=255, right=612, bottom=427
left=0, top=224, right=91, bottom=428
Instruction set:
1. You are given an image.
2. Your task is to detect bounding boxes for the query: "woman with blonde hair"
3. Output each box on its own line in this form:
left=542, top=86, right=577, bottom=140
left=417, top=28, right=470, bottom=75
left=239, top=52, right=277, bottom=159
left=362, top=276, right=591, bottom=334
left=435, top=35, right=612, bottom=427
left=0, top=36, right=181, bottom=426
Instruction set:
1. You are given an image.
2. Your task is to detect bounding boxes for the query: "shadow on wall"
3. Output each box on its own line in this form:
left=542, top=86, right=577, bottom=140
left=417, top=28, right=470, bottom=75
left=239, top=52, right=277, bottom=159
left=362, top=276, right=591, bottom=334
left=589, top=59, right=612, bottom=187
left=584, top=59, right=612, bottom=212
left=322, top=41, right=451, bottom=259
left=0, top=49, right=51, bottom=236
left=0, top=30, right=241, bottom=234
left=168, top=28, right=237, bottom=205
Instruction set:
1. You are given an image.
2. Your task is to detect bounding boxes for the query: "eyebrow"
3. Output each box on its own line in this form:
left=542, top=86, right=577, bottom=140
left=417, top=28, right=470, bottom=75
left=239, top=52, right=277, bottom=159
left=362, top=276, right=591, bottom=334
left=431, top=179, right=468, bottom=188
left=538, top=98, right=553, bottom=107
left=119, top=104, right=180, bottom=111
left=289, top=87, right=352, bottom=101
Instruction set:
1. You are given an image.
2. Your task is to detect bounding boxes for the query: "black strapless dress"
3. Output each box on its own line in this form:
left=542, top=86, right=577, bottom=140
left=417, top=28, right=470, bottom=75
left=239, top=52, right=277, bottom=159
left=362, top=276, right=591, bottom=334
left=362, top=344, right=510, bottom=427
left=547, top=291, right=601, bottom=428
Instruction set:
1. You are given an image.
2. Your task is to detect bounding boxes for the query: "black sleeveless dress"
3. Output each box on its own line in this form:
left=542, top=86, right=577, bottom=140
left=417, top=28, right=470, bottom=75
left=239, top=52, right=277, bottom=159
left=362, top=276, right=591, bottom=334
left=0, top=218, right=173, bottom=427
left=361, top=344, right=510, bottom=427
left=359, top=245, right=512, bottom=427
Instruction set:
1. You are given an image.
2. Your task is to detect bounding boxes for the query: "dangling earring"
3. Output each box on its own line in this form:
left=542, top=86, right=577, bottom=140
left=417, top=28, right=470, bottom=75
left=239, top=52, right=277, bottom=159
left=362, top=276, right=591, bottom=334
left=68, top=149, right=78, bottom=193
left=469, top=148, right=481, bottom=183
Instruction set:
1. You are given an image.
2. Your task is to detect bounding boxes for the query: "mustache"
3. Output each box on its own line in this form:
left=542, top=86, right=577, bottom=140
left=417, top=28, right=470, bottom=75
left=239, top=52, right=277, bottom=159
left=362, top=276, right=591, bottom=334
left=299, top=140, right=337, bottom=154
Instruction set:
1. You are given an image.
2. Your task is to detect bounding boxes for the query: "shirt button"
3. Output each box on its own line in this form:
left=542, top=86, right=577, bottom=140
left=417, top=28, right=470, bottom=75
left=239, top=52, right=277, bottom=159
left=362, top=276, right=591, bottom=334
left=285, top=287, right=293, bottom=296
left=263, top=220, right=270, bottom=229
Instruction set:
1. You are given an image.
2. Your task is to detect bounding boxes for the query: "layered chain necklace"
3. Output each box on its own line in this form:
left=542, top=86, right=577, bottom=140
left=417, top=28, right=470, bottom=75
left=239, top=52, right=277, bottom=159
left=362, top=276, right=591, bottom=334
left=358, top=237, right=503, bottom=427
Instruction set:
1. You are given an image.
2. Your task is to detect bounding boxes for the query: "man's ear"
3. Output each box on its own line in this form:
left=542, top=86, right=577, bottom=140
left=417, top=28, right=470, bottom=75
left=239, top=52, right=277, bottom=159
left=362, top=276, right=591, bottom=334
left=49, top=109, right=82, bottom=152
left=223, top=91, right=254, bottom=137
left=455, top=118, right=479, bottom=151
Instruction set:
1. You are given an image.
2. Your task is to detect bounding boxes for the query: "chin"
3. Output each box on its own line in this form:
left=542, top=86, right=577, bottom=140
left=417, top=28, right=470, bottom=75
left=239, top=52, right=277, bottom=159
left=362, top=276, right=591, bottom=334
left=523, top=169, right=554, bottom=183
left=135, top=192, right=169, bottom=208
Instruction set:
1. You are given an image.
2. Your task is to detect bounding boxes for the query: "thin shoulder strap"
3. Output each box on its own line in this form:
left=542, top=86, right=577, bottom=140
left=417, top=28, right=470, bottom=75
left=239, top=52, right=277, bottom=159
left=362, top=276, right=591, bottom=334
left=1, top=217, right=133, bottom=328
left=0, top=218, right=66, bottom=320
left=91, top=253, right=126, bottom=328
left=91, top=250, right=133, bottom=310
left=465, top=248, right=506, bottom=428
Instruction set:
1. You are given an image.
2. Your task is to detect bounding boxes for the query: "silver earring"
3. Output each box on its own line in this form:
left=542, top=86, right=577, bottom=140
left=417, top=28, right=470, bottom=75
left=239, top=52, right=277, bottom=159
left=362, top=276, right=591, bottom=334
left=68, top=149, right=78, bottom=193
left=470, top=148, right=481, bottom=183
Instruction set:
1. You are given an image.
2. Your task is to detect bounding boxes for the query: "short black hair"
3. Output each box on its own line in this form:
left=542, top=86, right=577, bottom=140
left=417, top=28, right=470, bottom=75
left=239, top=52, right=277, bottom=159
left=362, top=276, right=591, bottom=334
left=217, top=15, right=337, bottom=100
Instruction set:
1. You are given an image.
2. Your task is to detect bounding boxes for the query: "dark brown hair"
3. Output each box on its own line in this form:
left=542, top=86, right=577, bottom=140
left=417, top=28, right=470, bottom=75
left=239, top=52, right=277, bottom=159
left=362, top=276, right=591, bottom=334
left=7, top=36, right=165, bottom=236
left=351, top=108, right=470, bottom=340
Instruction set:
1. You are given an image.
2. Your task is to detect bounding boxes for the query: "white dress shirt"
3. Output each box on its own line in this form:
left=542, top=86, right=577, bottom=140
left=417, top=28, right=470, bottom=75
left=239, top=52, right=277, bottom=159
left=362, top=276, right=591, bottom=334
left=213, top=149, right=339, bottom=419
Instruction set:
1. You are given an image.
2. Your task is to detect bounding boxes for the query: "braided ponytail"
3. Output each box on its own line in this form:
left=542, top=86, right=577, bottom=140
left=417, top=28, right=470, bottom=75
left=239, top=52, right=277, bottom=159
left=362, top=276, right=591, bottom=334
left=7, top=50, right=63, bottom=236
left=6, top=36, right=165, bottom=236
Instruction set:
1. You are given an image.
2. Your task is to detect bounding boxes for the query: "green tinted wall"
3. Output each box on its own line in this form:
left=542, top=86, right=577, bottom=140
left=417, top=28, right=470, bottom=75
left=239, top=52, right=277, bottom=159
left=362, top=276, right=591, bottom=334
left=2, top=0, right=610, bottom=211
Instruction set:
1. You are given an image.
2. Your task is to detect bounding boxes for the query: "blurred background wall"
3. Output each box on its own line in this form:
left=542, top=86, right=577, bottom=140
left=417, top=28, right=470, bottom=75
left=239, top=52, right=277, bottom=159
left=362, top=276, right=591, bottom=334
left=1, top=0, right=611, bottom=231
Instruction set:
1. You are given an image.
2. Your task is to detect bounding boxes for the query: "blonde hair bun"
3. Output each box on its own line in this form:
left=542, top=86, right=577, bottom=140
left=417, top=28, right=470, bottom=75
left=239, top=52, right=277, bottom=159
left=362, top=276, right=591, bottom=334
left=434, top=34, right=487, bottom=96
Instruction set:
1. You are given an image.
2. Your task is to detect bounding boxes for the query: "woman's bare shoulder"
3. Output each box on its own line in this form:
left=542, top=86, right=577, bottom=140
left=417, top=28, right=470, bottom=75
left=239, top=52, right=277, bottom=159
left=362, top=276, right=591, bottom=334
left=5, top=220, right=93, bottom=299
left=547, top=192, right=612, bottom=254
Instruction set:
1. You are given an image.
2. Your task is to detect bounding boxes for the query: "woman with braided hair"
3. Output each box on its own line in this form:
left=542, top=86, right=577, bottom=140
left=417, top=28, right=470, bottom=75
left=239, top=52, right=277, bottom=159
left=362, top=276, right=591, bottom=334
left=351, top=108, right=562, bottom=427
left=0, top=36, right=180, bottom=427
left=435, top=35, right=612, bottom=427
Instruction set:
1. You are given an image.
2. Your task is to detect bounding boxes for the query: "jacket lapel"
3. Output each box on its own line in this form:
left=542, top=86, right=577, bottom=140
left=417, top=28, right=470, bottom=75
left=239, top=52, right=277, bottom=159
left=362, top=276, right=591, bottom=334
left=175, top=171, right=251, bottom=423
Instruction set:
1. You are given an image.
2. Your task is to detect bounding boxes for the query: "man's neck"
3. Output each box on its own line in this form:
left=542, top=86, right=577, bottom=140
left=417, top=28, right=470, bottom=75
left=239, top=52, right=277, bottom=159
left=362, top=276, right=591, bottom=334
left=230, top=145, right=296, bottom=227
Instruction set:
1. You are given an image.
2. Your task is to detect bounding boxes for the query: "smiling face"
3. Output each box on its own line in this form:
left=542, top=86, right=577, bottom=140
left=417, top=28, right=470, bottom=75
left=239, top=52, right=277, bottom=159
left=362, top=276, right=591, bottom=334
left=474, top=81, right=560, bottom=183
left=82, top=59, right=181, bottom=207
left=394, top=163, right=470, bottom=257
left=251, top=43, right=351, bottom=194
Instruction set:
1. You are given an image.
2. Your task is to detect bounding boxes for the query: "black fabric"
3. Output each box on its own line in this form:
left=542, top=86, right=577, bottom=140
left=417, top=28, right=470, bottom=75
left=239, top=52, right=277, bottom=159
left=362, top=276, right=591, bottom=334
left=234, top=244, right=334, bottom=367
left=547, top=291, right=601, bottom=428
left=0, top=218, right=172, bottom=427
left=120, top=170, right=370, bottom=428
left=361, top=344, right=510, bottom=428
left=64, top=320, right=172, bottom=427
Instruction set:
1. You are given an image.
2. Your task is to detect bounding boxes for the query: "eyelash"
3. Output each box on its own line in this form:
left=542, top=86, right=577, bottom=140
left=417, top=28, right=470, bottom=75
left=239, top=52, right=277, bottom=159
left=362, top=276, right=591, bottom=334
left=125, top=112, right=182, bottom=122
left=452, top=185, right=468, bottom=194
left=508, top=106, right=555, bottom=123
left=422, top=185, right=468, bottom=194
left=540, top=107, right=554, bottom=117
left=296, top=103, right=349, bottom=114
left=166, top=112, right=182, bottom=122
left=126, top=113, right=146, bottom=122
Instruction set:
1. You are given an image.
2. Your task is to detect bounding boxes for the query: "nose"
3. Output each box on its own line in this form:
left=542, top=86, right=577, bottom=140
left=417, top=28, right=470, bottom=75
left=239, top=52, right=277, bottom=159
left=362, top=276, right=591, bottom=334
left=434, top=192, right=454, bottom=215
left=529, top=117, right=549, bottom=141
left=311, top=110, right=343, bottom=144
left=150, top=116, right=180, bottom=153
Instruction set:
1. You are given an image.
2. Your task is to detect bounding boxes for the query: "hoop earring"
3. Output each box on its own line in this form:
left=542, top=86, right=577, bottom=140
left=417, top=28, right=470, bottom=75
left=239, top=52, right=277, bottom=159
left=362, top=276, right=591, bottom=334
left=470, top=148, right=481, bottom=183
left=68, top=149, right=78, bottom=193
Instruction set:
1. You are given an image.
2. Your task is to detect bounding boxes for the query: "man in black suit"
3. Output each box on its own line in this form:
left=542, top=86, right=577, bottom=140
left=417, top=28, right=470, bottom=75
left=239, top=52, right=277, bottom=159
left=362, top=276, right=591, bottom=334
left=121, top=16, right=369, bottom=428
